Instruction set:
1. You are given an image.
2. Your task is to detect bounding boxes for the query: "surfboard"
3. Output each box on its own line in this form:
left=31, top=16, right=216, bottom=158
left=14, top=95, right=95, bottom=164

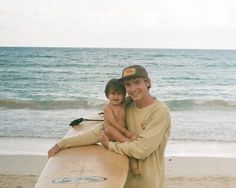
left=35, top=114, right=129, bottom=188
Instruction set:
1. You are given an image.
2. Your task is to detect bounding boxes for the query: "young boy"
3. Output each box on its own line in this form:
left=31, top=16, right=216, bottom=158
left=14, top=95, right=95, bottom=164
left=103, top=78, right=141, bottom=176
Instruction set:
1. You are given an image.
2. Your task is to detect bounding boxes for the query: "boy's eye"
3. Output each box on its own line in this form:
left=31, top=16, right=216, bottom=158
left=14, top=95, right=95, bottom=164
left=110, top=91, right=117, bottom=95
left=110, top=91, right=123, bottom=95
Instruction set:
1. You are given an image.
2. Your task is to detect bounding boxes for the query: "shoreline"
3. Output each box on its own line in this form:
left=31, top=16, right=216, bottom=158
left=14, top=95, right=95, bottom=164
left=0, top=154, right=236, bottom=188
left=1, top=137, right=236, bottom=158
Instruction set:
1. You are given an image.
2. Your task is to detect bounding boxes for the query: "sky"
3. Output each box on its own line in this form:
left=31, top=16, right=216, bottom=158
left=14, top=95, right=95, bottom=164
left=0, top=0, right=235, bottom=49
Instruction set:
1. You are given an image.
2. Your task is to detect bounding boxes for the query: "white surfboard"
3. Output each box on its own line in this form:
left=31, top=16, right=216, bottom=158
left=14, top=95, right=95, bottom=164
left=35, top=114, right=129, bottom=188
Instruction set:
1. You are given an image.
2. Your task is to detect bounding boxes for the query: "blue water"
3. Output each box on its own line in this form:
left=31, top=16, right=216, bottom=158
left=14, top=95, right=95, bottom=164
left=1, top=47, right=236, bottom=101
left=1, top=47, right=236, bottom=156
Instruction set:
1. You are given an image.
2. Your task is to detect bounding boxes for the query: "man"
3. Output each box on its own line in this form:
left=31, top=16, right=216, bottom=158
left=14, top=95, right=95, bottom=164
left=48, top=65, right=171, bottom=188
left=101, top=65, right=171, bottom=188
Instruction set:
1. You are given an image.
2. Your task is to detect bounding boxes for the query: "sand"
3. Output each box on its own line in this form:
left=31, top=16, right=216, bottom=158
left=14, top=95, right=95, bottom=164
left=0, top=155, right=236, bottom=188
left=0, top=155, right=46, bottom=188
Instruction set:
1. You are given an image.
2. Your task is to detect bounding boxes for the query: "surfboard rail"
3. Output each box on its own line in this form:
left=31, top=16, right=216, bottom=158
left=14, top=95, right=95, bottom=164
left=35, top=114, right=129, bottom=188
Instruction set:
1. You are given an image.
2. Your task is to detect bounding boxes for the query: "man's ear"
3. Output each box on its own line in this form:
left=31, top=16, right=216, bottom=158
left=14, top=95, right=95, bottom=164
left=145, top=78, right=151, bottom=89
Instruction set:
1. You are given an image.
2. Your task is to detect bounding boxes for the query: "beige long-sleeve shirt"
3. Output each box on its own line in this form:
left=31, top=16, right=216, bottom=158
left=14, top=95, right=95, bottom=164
left=108, top=99, right=171, bottom=188
left=57, top=99, right=171, bottom=188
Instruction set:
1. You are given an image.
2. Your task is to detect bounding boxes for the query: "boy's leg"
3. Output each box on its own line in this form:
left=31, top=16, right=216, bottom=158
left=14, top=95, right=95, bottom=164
left=129, top=157, right=141, bottom=176
left=104, top=126, right=129, bottom=142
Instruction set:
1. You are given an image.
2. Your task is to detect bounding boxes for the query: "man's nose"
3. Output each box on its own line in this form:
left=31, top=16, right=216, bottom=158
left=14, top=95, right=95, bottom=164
left=127, top=84, right=136, bottom=92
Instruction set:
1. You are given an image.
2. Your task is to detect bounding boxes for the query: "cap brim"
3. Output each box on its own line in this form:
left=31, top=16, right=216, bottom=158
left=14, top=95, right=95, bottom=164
left=119, top=75, right=144, bottom=82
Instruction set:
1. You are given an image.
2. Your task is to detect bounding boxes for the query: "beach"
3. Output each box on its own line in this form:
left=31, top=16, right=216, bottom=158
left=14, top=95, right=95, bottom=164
left=1, top=138, right=236, bottom=188
left=1, top=154, right=236, bottom=188
left=1, top=48, right=236, bottom=187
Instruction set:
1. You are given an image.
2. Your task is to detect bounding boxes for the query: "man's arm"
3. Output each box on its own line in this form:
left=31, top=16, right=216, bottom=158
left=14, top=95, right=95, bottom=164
left=105, top=107, right=171, bottom=160
left=58, top=124, right=102, bottom=148
left=48, top=124, right=102, bottom=158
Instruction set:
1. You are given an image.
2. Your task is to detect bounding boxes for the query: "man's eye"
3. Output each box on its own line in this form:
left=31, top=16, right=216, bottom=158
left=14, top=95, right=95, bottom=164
left=133, top=78, right=142, bottom=83
left=134, top=80, right=141, bottom=84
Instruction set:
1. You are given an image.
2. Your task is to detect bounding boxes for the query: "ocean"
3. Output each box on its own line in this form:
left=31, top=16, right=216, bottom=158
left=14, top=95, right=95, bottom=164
left=0, top=47, right=236, bottom=157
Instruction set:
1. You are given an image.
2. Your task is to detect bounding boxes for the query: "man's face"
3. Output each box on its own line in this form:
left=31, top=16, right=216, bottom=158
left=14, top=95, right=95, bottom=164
left=123, top=77, right=149, bottom=102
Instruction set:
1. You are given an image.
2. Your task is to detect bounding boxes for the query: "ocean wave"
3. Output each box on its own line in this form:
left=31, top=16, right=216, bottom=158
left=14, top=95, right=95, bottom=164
left=166, top=99, right=236, bottom=110
left=0, top=99, right=105, bottom=110
left=0, top=98, right=235, bottom=110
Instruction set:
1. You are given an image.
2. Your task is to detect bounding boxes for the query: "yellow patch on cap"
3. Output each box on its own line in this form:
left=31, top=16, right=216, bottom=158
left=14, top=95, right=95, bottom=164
left=123, top=68, right=136, bottom=77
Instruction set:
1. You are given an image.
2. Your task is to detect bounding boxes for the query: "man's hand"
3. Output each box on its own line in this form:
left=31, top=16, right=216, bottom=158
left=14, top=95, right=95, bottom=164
left=100, top=130, right=110, bottom=149
left=125, top=131, right=139, bottom=141
left=48, top=144, right=61, bottom=158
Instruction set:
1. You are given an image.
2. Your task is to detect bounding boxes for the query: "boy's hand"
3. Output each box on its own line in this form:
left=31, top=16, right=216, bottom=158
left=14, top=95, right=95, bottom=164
left=125, top=131, right=139, bottom=141
left=130, top=133, right=139, bottom=141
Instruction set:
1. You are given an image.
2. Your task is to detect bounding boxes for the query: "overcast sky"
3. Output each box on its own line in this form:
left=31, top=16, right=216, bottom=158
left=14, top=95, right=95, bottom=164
left=0, top=0, right=235, bottom=49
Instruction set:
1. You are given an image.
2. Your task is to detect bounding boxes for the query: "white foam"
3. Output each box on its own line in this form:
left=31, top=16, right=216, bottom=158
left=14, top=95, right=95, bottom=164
left=166, top=140, right=236, bottom=158
left=1, top=137, right=236, bottom=158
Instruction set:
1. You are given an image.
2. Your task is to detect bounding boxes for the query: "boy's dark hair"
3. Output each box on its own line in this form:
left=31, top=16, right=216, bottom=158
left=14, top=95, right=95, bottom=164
left=105, top=79, right=126, bottom=98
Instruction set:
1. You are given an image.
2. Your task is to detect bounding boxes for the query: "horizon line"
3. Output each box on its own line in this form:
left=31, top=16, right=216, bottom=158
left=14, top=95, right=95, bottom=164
left=0, top=45, right=235, bottom=51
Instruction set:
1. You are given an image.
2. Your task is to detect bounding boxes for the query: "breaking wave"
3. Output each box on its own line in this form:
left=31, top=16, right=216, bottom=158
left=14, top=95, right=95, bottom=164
left=0, top=99, right=105, bottom=110
left=0, top=98, right=235, bottom=110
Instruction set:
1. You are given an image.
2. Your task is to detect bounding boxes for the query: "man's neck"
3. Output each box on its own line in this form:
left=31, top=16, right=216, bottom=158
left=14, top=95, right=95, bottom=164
left=135, top=95, right=155, bottom=109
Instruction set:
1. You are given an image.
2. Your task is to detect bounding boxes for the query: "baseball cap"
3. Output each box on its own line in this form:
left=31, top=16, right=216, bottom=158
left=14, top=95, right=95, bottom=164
left=119, top=65, right=149, bottom=81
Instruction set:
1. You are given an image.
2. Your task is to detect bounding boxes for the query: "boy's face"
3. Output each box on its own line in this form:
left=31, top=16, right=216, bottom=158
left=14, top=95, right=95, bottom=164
left=123, top=77, right=150, bottom=102
left=108, top=90, right=124, bottom=106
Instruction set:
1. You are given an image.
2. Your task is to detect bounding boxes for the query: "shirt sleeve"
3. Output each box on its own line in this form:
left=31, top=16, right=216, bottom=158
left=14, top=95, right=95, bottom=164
left=57, top=124, right=102, bottom=149
left=108, top=106, right=171, bottom=160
